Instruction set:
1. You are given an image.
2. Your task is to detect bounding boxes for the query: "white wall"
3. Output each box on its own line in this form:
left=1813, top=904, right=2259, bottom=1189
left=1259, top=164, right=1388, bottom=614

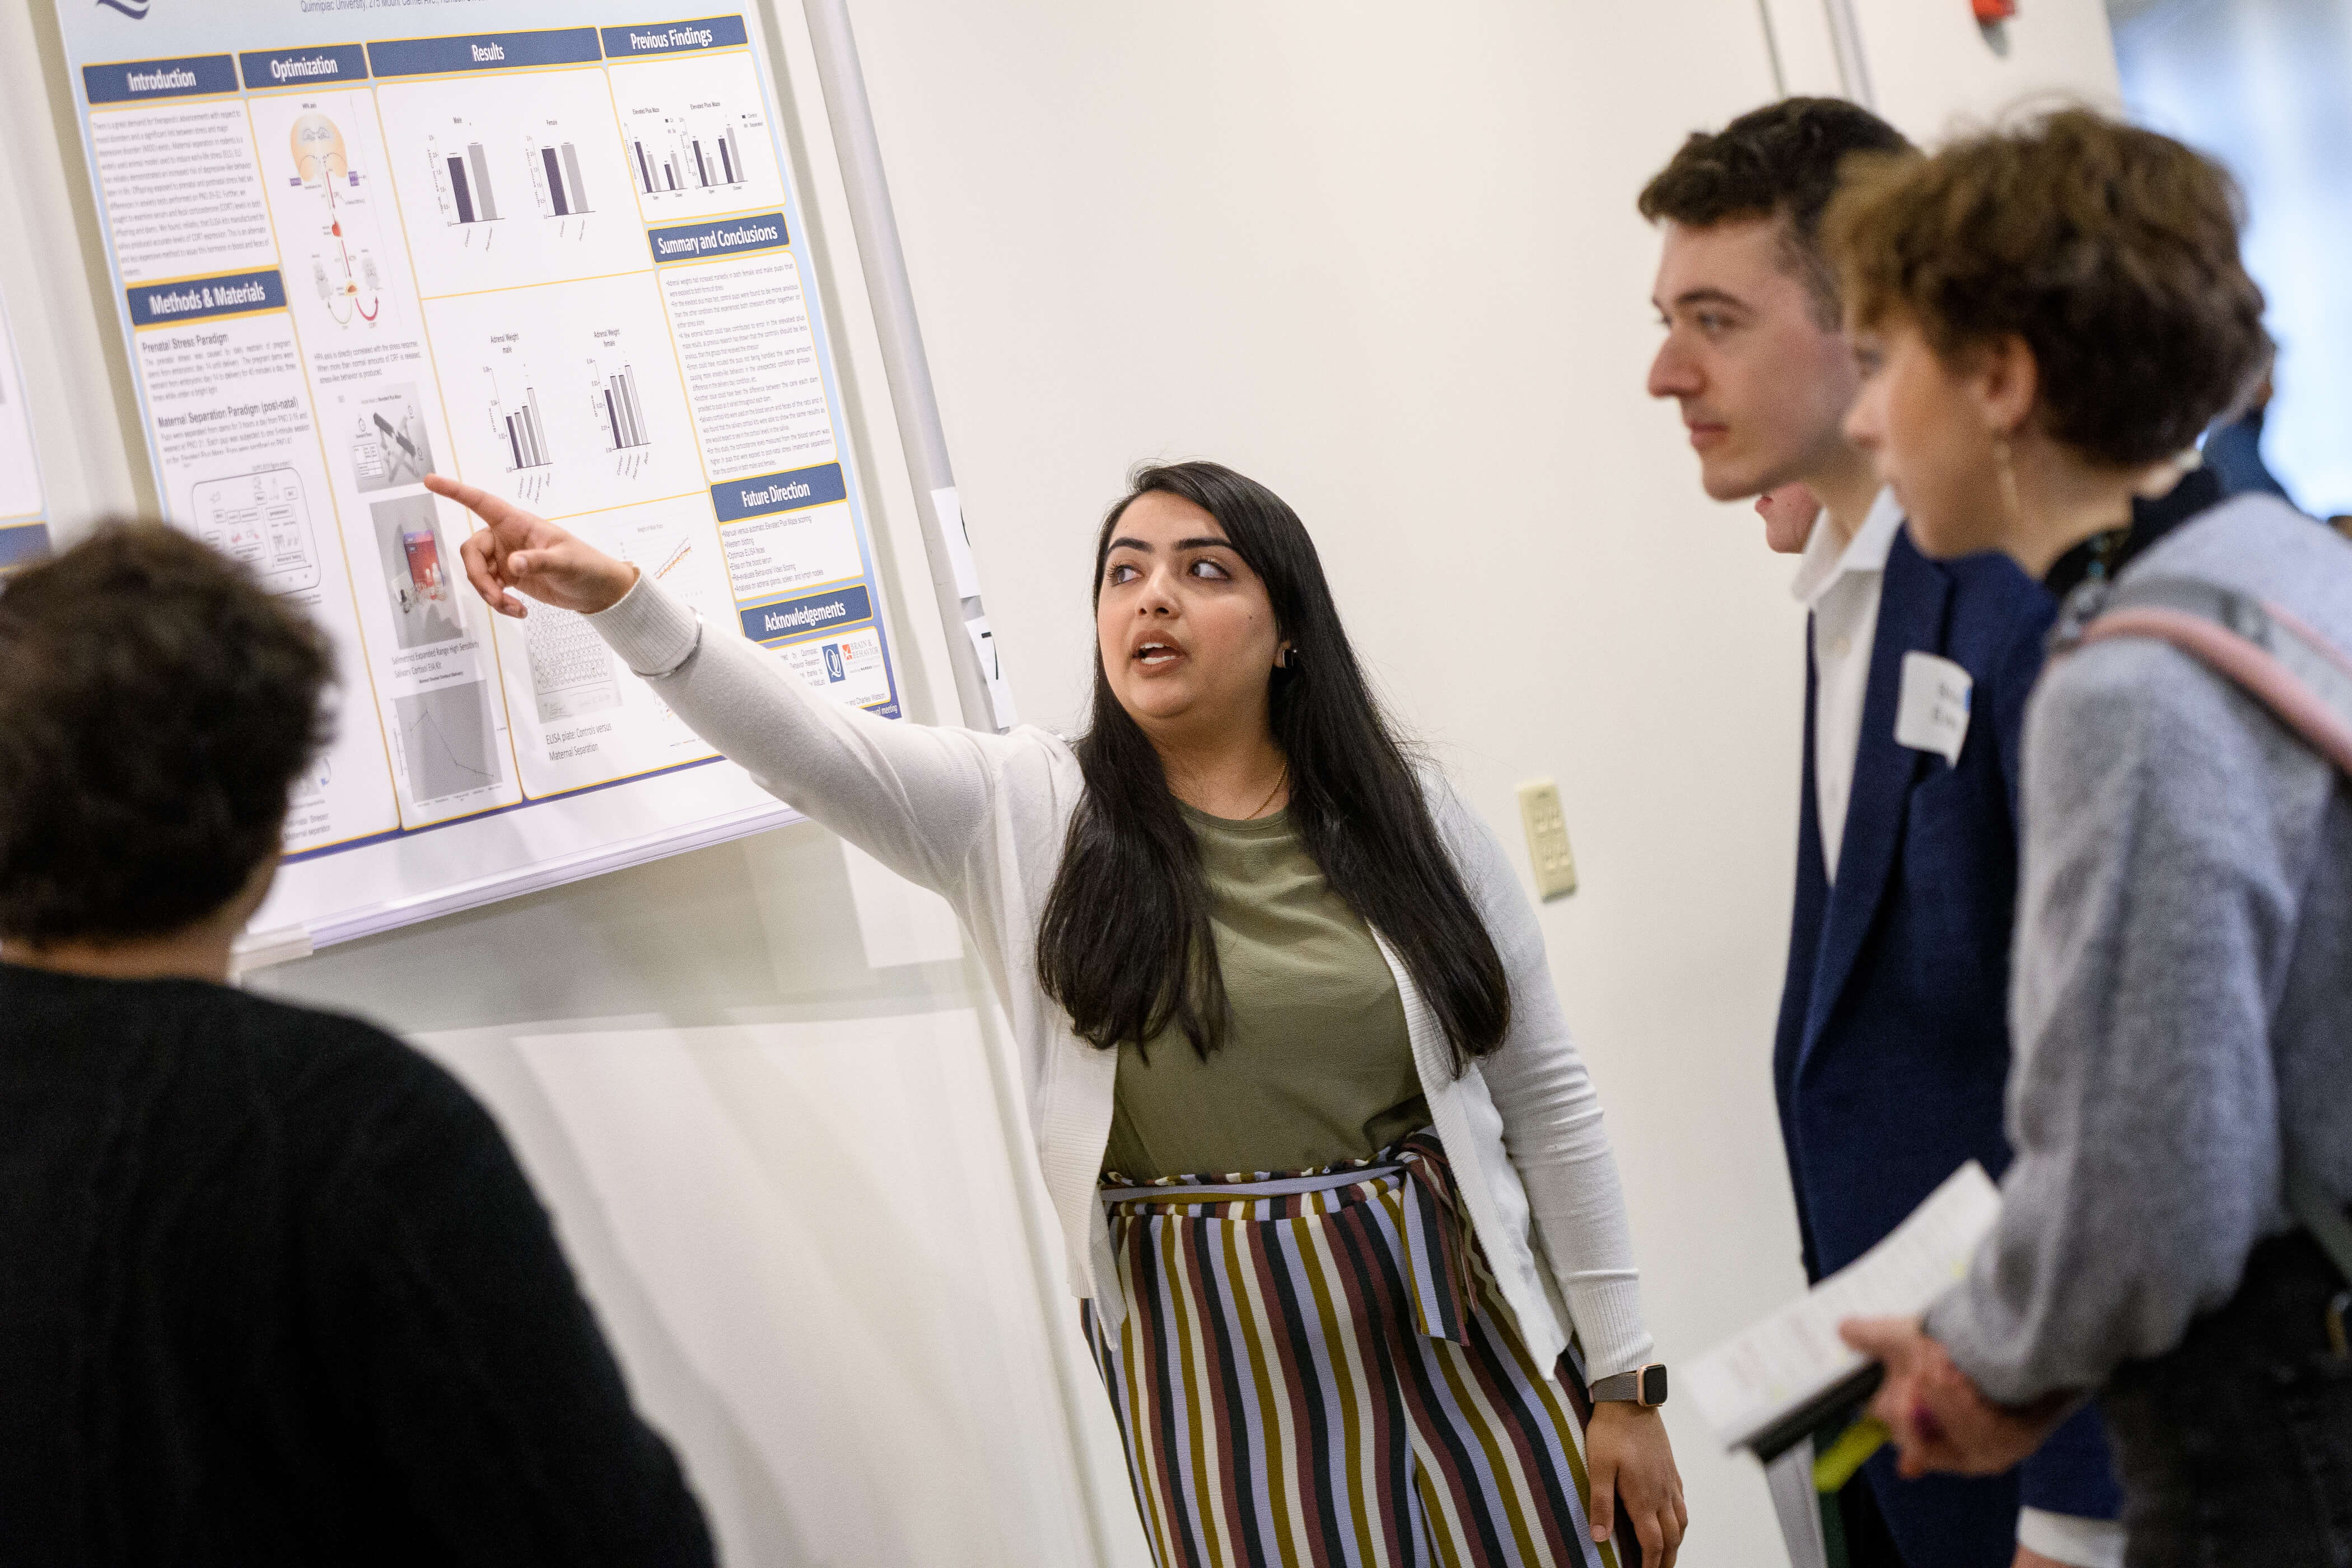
left=1847, top=0, right=2122, bottom=137
left=6, top=2, right=2124, bottom=1564
left=1761, top=0, right=2121, bottom=134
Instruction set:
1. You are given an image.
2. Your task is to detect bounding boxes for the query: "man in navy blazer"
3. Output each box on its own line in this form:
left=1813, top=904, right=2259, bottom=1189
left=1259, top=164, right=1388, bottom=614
left=1640, top=101, right=2123, bottom=1567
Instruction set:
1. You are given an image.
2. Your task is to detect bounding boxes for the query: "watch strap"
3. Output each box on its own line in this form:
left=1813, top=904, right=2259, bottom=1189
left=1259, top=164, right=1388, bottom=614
left=1589, top=1363, right=1669, bottom=1407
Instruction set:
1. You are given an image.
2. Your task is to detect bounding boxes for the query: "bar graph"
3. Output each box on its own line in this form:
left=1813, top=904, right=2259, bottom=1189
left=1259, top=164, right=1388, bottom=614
left=591, top=362, right=650, bottom=452
left=488, top=380, right=550, bottom=472
left=533, top=139, right=592, bottom=218
left=473, top=347, right=565, bottom=500
left=430, top=135, right=502, bottom=228
left=632, top=124, right=747, bottom=196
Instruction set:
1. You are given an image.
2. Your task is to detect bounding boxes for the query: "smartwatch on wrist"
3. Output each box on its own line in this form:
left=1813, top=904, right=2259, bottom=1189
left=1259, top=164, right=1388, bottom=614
left=1590, top=1363, right=1669, bottom=1408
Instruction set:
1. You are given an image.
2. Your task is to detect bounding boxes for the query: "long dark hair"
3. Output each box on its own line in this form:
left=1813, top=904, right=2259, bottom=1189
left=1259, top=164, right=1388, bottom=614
left=1035, top=461, right=1510, bottom=1073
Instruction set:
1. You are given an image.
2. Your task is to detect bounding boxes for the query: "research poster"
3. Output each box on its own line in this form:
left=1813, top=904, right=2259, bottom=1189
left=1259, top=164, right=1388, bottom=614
left=53, top=5, right=905, bottom=942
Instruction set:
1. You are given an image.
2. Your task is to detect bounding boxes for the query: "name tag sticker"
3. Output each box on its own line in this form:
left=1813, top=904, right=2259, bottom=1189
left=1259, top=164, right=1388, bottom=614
left=1895, top=651, right=1973, bottom=764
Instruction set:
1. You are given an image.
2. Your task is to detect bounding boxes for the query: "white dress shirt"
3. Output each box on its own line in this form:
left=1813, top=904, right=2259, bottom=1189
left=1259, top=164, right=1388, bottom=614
left=1790, top=487, right=1904, bottom=884
left=1788, top=488, right=2125, bottom=1568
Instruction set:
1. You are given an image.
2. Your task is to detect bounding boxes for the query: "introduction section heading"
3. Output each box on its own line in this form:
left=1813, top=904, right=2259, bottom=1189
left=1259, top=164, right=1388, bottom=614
left=83, top=54, right=237, bottom=105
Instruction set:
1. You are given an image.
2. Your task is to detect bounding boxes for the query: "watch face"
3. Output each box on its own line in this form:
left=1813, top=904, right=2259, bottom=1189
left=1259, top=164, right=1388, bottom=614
left=1641, top=1365, right=1669, bottom=1406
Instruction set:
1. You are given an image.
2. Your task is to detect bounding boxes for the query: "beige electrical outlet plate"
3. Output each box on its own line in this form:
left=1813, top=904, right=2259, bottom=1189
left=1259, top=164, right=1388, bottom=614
left=1517, top=779, right=1579, bottom=900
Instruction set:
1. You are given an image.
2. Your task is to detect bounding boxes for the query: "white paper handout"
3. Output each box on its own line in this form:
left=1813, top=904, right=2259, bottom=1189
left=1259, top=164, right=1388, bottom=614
left=1686, top=1161, right=2001, bottom=1452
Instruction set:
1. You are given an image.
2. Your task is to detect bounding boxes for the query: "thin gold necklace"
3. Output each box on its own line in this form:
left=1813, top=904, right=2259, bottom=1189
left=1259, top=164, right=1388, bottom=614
left=1246, top=762, right=1290, bottom=820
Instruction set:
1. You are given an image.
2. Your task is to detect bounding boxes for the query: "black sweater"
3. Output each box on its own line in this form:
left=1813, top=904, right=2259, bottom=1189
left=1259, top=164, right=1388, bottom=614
left=0, top=963, right=715, bottom=1566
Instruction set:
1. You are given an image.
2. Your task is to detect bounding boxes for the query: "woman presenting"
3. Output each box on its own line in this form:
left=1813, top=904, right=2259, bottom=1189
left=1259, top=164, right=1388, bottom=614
left=427, top=461, right=1684, bottom=1567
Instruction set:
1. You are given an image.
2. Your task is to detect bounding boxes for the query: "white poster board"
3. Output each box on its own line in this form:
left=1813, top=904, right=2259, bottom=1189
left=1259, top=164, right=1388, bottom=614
left=0, top=280, right=46, bottom=572
left=49, top=6, right=903, bottom=948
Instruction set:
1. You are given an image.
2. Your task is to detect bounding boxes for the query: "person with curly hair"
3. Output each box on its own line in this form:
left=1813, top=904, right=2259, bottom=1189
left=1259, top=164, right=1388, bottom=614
left=0, top=522, right=715, bottom=1567
left=1826, top=111, right=2352, bottom=1565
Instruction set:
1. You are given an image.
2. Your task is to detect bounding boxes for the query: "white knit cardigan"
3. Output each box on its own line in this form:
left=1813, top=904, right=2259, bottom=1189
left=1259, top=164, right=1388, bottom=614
left=589, top=577, right=1654, bottom=1377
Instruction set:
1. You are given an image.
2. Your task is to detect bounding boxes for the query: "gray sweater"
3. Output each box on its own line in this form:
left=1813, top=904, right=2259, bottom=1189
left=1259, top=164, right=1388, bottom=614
left=1930, top=495, right=2352, bottom=1402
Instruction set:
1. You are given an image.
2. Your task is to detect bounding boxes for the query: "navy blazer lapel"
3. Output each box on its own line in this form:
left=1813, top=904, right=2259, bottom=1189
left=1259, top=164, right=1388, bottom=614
left=1799, top=529, right=1951, bottom=1065
left=1777, top=635, right=1833, bottom=1110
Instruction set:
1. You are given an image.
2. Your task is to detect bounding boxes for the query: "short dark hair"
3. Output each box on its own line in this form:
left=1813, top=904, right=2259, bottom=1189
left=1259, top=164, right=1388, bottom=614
left=0, top=522, right=332, bottom=944
left=1824, top=108, right=2272, bottom=468
left=1639, top=97, right=1913, bottom=319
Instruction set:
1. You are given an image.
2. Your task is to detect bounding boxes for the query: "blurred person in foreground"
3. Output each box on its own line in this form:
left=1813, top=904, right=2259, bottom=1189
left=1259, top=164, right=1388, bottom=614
left=0, top=522, right=713, bottom=1566
left=1827, top=111, right=2352, bottom=1565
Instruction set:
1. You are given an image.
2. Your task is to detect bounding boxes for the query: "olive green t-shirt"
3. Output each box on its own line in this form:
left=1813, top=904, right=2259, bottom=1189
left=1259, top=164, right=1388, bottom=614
left=1101, top=804, right=1428, bottom=1181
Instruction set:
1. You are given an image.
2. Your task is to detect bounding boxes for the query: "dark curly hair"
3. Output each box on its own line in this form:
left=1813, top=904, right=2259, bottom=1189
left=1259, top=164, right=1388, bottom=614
left=0, top=521, right=332, bottom=944
left=1824, top=109, right=2272, bottom=468
left=1638, top=96, right=1913, bottom=322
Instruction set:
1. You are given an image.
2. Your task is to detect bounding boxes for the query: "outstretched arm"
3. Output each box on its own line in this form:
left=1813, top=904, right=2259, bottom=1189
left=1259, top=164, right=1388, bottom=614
left=426, top=473, right=1041, bottom=898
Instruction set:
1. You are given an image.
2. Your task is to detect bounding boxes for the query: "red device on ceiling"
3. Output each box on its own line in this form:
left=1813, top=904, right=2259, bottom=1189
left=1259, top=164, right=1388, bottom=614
left=1975, top=0, right=2018, bottom=19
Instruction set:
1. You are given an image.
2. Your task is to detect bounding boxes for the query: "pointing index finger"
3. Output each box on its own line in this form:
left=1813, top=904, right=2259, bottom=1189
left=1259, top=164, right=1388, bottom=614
left=423, top=471, right=508, bottom=526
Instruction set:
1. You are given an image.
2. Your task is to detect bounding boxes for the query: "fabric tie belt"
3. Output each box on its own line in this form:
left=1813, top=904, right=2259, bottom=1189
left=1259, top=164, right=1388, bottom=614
left=1099, top=1128, right=1481, bottom=1344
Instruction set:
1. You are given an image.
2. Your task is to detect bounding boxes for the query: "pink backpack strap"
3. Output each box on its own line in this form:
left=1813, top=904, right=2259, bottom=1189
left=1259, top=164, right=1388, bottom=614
left=2052, top=575, right=2352, bottom=777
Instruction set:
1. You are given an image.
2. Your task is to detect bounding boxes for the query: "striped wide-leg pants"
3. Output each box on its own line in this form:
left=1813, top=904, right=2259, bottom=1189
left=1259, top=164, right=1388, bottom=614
left=1083, top=1130, right=1625, bottom=1568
